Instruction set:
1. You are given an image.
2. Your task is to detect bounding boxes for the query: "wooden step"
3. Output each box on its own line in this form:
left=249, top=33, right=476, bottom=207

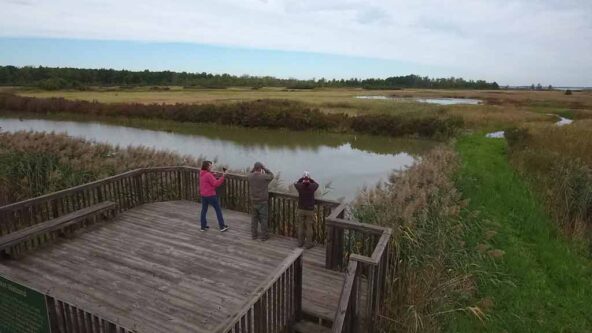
left=293, top=320, right=332, bottom=333
left=303, top=302, right=335, bottom=323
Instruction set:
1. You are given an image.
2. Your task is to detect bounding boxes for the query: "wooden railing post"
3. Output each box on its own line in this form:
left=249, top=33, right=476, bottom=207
left=182, top=169, right=189, bottom=201
left=254, top=298, right=262, bottom=332
left=325, top=204, right=348, bottom=270
left=135, top=172, right=143, bottom=205
left=51, top=200, right=59, bottom=219
left=367, top=265, right=377, bottom=333
left=351, top=265, right=360, bottom=333
left=294, top=254, right=303, bottom=321
left=332, top=259, right=359, bottom=333
left=326, top=222, right=345, bottom=270
left=326, top=225, right=335, bottom=269
left=335, top=228, right=344, bottom=269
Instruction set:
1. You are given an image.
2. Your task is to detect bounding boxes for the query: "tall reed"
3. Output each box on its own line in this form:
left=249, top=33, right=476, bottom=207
left=354, top=147, right=476, bottom=332
left=507, top=121, right=592, bottom=250
left=0, top=131, right=204, bottom=204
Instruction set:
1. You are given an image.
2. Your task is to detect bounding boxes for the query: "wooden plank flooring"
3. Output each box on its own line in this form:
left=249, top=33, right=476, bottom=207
left=0, top=200, right=343, bottom=332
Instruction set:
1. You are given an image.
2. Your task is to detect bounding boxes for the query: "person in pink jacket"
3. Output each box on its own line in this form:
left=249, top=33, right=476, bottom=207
left=199, top=161, right=229, bottom=232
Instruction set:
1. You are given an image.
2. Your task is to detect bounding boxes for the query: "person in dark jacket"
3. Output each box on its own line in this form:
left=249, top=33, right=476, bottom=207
left=294, top=171, right=319, bottom=248
left=247, top=162, right=274, bottom=241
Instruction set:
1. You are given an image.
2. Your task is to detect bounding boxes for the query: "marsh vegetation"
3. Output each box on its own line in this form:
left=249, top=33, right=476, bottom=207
left=2, top=79, right=592, bottom=332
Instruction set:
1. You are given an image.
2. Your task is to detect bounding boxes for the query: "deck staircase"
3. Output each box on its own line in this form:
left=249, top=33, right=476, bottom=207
left=293, top=320, right=332, bottom=333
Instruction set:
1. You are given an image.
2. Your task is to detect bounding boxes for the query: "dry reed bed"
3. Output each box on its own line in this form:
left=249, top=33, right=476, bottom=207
left=388, top=89, right=592, bottom=109
left=508, top=121, right=592, bottom=248
left=354, top=147, right=477, bottom=332
left=0, top=93, right=463, bottom=138
left=0, top=131, right=203, bottom=204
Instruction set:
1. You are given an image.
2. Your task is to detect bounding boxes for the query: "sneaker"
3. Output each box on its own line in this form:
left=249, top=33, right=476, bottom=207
left=260, top=236, right=269, bottom=241
left=200, top=226, right=209, bottom=232
left=220, top=225, right=229, bottom=232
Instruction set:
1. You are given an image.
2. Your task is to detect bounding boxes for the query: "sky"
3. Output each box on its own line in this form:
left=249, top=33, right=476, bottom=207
left=0, top=0, right=591, bottom=86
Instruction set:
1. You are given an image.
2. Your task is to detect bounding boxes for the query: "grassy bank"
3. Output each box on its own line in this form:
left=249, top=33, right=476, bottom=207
left=451, top=135, right=592, bottom=332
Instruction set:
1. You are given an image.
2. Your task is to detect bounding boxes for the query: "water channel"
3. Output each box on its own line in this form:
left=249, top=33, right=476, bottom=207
left=0, top=117, right=436, bottom=200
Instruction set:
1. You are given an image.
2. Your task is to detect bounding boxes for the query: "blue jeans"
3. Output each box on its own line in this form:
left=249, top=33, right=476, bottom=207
left=200, top=196, right=225, bottom=229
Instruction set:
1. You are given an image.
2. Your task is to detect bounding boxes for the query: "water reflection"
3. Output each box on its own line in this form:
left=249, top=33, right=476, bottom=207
left=355, top=96, right=482, bottom=105
left=0, top=117, right=435, bottom=200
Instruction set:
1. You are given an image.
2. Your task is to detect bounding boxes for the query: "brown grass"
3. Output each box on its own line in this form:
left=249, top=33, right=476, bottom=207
left=5, top=87, right=592, bottom=131
left=7, top=87, right=592, bottom=108
left=389, top=89, right=592, bottom=109
left=0, top=131, right=204, bottom=204
left=354, top=147, right=477, bottom=332
left=508, top=120, right=592, bottom=248
left=446, top=105, right=551, bottom=130
left=520, top=120, right=592, bottom=166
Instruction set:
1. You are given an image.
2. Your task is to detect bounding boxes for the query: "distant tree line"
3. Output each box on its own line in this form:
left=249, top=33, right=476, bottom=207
left=0, top=65, right=499, bottom=90
left=529, top=83, right=554, bottom=91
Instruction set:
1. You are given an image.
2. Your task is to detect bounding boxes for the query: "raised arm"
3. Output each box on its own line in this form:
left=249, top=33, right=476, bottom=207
left=208, top=172, right=225, bottom=188
left=263, top=168, right=274, bottom=181
left=309, top=179, right=319, bottom=192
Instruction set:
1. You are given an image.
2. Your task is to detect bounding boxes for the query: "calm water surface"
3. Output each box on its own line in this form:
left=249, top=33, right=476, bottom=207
left=355, top=96, right=482, bottom=105
left=0, top=118, right=435, bottom=201
left=486, top=115, right=574, bottom=139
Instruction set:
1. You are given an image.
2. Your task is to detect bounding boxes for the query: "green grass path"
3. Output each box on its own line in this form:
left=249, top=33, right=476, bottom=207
left=451, top=135, right=592, bottom=332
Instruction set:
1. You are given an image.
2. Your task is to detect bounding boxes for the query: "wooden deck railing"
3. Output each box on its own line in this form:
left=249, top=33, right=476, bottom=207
left=215, top=248, right=304, bottom=333
left=0, top=168, right=144, bottom=257
left=325, top=204, right=387, bottom=271
left=0, top=166, right=339, bottom=257
left=332, top=260, right=360, bottom=333
left=46, top=295, right=135, bottom=333
left=327, top=203, right=392, bottom=333
left=0, top=166, right=392, bottom=333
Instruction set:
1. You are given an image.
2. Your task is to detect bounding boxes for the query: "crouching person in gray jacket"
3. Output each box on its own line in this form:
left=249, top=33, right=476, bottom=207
left=247, top=162, right=274, bottom=241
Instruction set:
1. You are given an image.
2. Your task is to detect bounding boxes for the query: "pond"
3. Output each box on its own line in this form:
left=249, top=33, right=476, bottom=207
left=0, top=117, right=436, bottom=201
left=555, top=116, right=573, bottom=126
left=355, top=96, right=482, bottom=105
left=485, top=115, right=574, bottom=139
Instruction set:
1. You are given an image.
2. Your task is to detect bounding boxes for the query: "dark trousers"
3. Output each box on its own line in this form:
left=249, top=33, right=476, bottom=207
left=297, top=209, right=315, bottom=248
left=200, top=196, right=225, bottom=229
left=251, top=202, right=269, bottom=239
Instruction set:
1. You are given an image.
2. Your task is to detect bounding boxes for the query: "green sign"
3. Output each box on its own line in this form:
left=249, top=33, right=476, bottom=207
left=0, top=275, right=50, bottom=333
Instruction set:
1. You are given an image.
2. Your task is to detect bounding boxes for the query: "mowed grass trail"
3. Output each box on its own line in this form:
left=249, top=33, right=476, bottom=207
left=451, top=135, right=592, bottom=332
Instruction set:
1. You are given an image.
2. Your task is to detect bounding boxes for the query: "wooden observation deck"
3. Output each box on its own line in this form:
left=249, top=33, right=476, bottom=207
left=0, top=167, right=392, bottom=333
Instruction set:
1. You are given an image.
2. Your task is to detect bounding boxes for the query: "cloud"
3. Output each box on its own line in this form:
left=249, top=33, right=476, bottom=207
left=0, top=0, right=590, bottom=85
left=356, top=7, right=390, bottom=25
left=4, top=0, right=33, bottom=5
